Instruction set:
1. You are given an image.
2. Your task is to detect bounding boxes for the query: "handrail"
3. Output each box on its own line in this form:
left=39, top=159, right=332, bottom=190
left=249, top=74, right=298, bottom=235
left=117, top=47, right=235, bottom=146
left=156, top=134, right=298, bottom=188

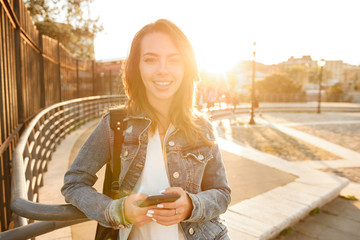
left=1, top=95, right=127, bottom=239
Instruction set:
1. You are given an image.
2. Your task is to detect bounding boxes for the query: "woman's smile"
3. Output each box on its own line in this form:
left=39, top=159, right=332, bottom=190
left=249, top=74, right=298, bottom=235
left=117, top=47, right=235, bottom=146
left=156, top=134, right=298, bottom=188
left=139, top=32, right=184, bottom=106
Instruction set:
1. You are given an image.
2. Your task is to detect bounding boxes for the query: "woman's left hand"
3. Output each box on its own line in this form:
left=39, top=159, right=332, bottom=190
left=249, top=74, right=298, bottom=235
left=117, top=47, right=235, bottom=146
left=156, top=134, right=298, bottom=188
left=147, top=187, right=193, bottom=226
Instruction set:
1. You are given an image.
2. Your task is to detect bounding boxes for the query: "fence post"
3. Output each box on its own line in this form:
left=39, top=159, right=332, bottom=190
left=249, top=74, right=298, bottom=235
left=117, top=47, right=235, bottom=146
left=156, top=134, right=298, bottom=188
left=76, top=59, right=79, bottom=98
left=39, top=34, right=45, bottom=108
left=13, top=0, right=23, bottom=123
left=109, top=70, right=112, bottom=95
left=92, top=60, right=96, bottom=96
left=57, top=42, right=62, bottom=101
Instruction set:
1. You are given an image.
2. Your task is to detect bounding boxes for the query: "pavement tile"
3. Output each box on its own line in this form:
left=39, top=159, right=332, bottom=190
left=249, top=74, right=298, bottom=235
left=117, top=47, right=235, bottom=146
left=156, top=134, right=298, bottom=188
left=321, top=197, right=349, bottom=216
left=276, top=230, right=316, bottom=240
left=227, top=225, right=258, bottom=240
left=317, top=225, right=360, bottom=240
left=341, top=205, right=360, bottom=223
left=223, top=211, right=276, bottom=239
left=263, top=186, right=322, bottom=209
left=293, top=217, right=327, bottom=238
left=340, top=181, right=360, bottom=200
left=228, top=204, right=290, bottom=229
left=284, top=182, right=340, bottom=199
left=312, top=211, right=360, bottom=237
left=70, top=221, right=97, bottom=240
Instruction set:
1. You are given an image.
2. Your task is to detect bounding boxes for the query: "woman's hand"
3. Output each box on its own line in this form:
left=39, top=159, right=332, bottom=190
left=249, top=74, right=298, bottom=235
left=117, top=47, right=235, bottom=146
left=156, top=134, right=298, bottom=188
left=146, top=187, right=193, bottom=226
left=124, top=193, right=153, bottom=227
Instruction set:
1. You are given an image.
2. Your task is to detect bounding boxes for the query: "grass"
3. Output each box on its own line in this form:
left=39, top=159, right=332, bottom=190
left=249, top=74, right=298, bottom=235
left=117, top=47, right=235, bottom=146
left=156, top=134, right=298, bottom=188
left=309, top=207, right=320, bottom=216
left=230, top=124, right=341, bottom=161
left=340, top=195, right=359, bottom=201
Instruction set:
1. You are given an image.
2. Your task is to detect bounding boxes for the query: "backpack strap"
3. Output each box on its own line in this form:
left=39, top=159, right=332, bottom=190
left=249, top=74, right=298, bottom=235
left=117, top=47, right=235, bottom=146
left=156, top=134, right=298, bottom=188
left=109, top=108, right=127, bottom=196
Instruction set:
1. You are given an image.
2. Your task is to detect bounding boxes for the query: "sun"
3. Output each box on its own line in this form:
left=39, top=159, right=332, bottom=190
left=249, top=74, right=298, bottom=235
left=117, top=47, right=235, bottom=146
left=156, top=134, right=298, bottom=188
left=197, top=53, right=237, bottom=75
left=193, top=41, right=247, bottom=76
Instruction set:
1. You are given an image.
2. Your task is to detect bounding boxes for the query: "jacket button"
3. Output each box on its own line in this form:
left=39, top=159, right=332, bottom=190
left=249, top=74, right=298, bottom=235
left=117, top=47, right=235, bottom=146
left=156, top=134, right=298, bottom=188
left=188, top=228, right=194, bottom=235
left=197, top=154, right=204, bottom=160
left=169, top=141, right=175, bottom=146
left=124, top=148, right=128, bottom=157
left=173, top=172, right=179, bottom=178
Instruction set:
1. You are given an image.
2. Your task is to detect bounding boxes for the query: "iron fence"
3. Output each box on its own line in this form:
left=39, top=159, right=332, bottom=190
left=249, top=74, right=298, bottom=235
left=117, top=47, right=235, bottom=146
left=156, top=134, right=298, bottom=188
left=0, top=0, right=123, bottom=232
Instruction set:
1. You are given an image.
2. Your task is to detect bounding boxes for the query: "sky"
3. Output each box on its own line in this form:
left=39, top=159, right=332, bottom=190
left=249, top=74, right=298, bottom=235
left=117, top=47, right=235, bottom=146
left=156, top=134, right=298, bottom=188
left=90, top=0, right=360, bottom=73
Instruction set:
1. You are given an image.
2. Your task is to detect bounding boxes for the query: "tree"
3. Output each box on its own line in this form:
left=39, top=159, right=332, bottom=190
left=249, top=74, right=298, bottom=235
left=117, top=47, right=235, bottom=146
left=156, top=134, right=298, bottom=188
left=255, top=72, right=303, bottom=94
left=285, top=65, right=307, bottom=85
left=308, top=67, right=332, bottom=84
left=25, top=0, right=103, bottom=59
left=327, top=83, right=346, bottom=102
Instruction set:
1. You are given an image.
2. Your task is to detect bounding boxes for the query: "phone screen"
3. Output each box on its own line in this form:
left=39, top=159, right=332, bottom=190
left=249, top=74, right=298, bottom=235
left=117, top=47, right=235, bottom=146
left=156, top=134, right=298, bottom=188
left=138, top=194, right=180, bottom=207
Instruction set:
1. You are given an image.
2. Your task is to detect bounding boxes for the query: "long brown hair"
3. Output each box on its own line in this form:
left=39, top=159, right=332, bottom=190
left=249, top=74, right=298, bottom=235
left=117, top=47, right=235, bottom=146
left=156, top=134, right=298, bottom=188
left=123, top=19, right=212, bottom=145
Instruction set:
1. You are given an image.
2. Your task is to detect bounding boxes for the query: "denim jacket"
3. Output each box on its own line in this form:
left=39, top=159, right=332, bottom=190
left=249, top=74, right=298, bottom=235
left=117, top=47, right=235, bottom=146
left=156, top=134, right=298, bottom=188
left=61, top=112, right=231, bottom=240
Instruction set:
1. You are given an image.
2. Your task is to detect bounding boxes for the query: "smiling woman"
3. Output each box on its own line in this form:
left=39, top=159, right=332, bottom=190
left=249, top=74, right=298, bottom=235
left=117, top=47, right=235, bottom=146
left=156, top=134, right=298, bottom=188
left=62, top=18, right=231, bottom=240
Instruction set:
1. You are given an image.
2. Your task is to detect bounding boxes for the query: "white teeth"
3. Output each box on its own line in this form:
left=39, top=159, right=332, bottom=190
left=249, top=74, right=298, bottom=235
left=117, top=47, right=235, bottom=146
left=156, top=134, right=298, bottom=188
left=154, top=81, right=171, bottom=86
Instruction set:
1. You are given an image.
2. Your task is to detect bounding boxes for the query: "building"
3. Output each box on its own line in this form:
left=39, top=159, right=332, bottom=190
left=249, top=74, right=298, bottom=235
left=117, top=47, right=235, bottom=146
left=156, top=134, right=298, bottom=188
left=279, top=56, right=317, bottom=89
left=324, top=60, right=344, bottom=85
left=96, top=59, right=125, bottom=95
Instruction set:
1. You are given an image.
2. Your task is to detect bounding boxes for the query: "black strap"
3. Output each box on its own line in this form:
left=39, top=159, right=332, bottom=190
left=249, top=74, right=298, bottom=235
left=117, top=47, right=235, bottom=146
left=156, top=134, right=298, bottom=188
left=109, top=108, right=127, bottom=195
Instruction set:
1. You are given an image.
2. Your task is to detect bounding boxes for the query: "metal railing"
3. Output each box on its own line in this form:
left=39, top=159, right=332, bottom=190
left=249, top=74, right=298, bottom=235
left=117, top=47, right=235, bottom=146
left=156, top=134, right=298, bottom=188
left=0, top=95, right=127, bottom=240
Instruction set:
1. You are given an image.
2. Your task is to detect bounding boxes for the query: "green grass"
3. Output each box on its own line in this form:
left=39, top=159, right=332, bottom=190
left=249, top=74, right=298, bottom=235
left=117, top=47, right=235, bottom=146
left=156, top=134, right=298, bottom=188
left=309, top=207, right=320, bottom=216
left=340, top=195, right=359, bottom=201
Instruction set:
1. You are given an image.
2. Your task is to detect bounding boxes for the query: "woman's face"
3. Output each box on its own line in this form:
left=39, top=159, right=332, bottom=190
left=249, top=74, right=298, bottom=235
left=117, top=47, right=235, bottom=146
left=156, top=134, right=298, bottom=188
left=139, top=32, right=184, bottom=106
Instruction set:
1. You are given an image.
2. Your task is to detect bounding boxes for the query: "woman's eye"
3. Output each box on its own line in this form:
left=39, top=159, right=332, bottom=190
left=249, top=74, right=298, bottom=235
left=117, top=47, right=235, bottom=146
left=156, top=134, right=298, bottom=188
left=169, top=57, right=182, bottom=64
left=144, top=58, right=157, bottom=63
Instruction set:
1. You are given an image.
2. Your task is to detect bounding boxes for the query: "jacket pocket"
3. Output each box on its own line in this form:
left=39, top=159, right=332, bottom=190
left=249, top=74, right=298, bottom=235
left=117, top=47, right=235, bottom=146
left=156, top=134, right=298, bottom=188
left=182, top=146, right=213, bottom=164
left=182, top=146, right=213, bottom=193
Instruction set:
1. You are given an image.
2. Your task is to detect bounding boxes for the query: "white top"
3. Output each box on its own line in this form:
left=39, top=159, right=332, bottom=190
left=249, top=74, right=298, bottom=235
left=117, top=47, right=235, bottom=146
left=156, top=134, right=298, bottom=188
left=128, top=128, right=186, bottom=240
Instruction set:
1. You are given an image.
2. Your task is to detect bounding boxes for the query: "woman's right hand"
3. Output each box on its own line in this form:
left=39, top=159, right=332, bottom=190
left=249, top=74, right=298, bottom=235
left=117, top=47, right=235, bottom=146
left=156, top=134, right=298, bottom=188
left=124, top=193, right=153, bottom=227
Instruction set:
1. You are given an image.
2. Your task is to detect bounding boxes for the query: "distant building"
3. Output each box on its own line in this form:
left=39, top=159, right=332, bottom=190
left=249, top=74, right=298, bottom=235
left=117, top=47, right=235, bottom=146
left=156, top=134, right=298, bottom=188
left=324, top=60, right=344, bottom=85
left=343, top=64, right=360, bottom=90
left=283, top=55, right=317, bottom=69
left=96, top=59, right=125, bottom=95
left=279, top=56, right=317, bottom=89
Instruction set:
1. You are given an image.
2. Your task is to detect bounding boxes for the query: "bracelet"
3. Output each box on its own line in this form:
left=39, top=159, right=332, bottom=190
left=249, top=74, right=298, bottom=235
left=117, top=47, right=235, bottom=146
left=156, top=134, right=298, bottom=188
left=106, top=197, right=131, bottom=229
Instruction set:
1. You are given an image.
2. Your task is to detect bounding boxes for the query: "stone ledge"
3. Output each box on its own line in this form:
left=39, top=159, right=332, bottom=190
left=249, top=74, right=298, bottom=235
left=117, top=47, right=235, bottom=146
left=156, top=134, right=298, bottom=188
left=219, top=138, right=349, bottom=240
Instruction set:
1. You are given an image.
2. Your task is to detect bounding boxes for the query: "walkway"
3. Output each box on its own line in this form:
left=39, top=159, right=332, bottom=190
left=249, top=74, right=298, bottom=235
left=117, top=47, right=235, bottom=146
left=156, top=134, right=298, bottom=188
left=35, top=111, right=359, bottom=239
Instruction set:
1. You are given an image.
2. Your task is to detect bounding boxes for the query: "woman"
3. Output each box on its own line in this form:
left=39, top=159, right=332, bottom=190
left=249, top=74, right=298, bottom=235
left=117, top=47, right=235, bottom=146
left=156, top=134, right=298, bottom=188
left=62, top=19, right=231, bottom=240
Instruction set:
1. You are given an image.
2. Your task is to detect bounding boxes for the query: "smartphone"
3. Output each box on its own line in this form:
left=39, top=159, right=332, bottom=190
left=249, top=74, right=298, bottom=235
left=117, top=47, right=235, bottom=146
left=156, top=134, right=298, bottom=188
left=138, top=194, right=180, bottom=207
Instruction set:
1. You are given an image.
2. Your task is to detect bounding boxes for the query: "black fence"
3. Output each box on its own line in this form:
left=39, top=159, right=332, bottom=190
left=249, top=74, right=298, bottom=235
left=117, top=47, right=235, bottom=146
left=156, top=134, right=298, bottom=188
left=0, top=0, right=123, bottom=232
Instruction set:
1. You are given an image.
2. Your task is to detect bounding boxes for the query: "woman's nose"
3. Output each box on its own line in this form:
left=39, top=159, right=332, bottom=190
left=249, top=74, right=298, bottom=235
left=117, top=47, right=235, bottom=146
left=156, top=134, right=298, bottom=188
left=157, top=60, right=169, bottom=74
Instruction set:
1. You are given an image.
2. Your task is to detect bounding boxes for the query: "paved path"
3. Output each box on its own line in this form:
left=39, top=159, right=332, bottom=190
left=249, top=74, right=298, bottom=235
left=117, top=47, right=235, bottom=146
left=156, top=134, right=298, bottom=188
left=215, top=113, right=360, bottom=239
left=35, top=111, right=360, bottom=240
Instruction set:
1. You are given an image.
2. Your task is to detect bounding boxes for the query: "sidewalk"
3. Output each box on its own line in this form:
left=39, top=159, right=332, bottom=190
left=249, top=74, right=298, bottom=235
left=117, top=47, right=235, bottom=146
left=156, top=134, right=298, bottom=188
left=36, top=113, right=358, bottom=239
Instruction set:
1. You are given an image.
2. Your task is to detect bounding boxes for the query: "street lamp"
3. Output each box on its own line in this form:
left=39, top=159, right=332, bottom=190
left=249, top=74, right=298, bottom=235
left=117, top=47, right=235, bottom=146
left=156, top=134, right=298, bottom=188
left=317, top=59, right=326, bottom=113
left=249, top=41, right=256, bottom=124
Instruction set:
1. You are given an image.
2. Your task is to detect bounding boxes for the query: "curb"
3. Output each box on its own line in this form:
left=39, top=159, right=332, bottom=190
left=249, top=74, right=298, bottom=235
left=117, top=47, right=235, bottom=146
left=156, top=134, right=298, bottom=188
left=219, top=138, right=349, bottom=240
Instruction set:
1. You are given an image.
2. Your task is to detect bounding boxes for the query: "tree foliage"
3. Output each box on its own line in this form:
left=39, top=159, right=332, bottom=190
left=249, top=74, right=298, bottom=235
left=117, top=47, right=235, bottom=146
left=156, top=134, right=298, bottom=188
left=255, top=72, right=303, bottom=94
left=25, top=0, right=103, bottom=59
left=327, top=83, right=347, bottom=102
left=308, top=67, right=332, bottom=84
